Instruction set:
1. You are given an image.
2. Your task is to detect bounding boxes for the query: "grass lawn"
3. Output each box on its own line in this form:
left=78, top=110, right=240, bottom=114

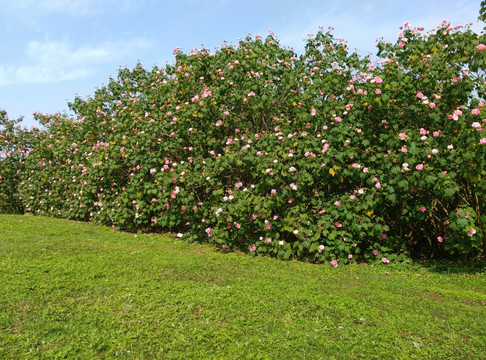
left=0, top=214, right=485, bottom=359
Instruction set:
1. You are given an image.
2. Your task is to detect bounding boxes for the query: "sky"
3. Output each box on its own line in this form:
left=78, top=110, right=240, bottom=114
left=0, top=0, right=483, bottom=128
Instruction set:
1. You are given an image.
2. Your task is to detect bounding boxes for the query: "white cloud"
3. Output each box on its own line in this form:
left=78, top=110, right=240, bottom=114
left=0, top=38, right=151, bottom=86
left=1, top=0, right=135, bottom=16
left=272, top=0, right=482, bottom=56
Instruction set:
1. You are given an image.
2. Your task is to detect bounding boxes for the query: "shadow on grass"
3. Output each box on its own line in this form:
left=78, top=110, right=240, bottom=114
left=420, top=259, right=486, bottom=275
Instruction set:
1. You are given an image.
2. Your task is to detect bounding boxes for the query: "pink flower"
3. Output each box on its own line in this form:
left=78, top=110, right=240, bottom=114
left=416, top=164, right=424, bottom=171
left=375, top=182, right=381, bottom=189
left=348, top=254, right=353, bottom=259
left=416, top=92, right=424, bottom=99
left=433, top=131, right=440, bottom=137
left=334, top=201, right=341, bottom=206
left=480, top=138, right=486, bottom=145
left=334, top=222, right=342, bottom=228
left=429, top=102, right=436, bottom=109
left=271, top=189, right=277, bottom=194
left=311, top=109, right=317, bottom=116
left=472, top=108, right=480, bottom=115
left=381, top=257, right=390, bottom=264
left=331, top=260, right=338, bottom=267
left=289, top=166, right=296, bottom=172
left=477, top=44, right=486, bottom=51
left=399, top=132, right=408, bottom=140
left=249, top=246, right=256, bottom=252
left=399, top=41, right=405, bottom=48
left=373, top=250, right=379, bottom=256
left=235, top=182, right=243, bottom=188
left=375, top=88, right=382, bottom=95
left=374, top=76, right=383, bottom=84
left=223, top=111, right=229, bottom=116
left=420, top=207, right=426, bottom=212
left=437, top=236, right=443, bottom=243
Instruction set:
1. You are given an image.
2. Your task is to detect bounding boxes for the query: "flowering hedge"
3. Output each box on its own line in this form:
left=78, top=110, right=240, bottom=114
left=2, top=20, right=486, bottom=265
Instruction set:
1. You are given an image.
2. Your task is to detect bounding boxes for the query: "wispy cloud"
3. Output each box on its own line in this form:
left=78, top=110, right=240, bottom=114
left=273, top=0, right=481, bottom=55
left=2, top=0, right=135, bottom=17
left=0, top=38, right=151, bottom=86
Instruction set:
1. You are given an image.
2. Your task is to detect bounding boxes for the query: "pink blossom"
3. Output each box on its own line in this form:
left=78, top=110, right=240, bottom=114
left=373, top=250, right=379, bottom=256
left=271, top=189, right=277, bottom=194
left=480, top=138, right=486, bottom=144
left=289, top=166, right=296, bottom=172
left=477, top=44, right=486, bottom=51
left=472, top=108, right=480, bottom=115
left=331, top=260, right=338, bottom=267
left=334, top=222, right=342, bottom=228
left=375, top=88, right=382, bottom=95
left=310, top=109, right=317, bottom=116
left=399, top=41, right=405, bottom=48
left=429, top=102, right=436, bottom=109
left=420, top=207, right=426, bottom=212
left=399, top=132, right=408, bottom=140
left=437, top=236, right=443, bottom=243
left=223, top=111, right=229, bottom=116
left=375, top=182, right=381, bottom=189
left=334, top=201, right=341, bottom=206
left=348, top=254, right=353, bottom=259
left=381, top=257, right=390, bottom=264
left=249, top=246, right=256, bottom=252
left=374, top=76, right=383, bottom=84
left=433, top=131, right=440, bottom=137
left=416, top=164, right=424, bottom=171
left=416, top=92, right=424, bottom=99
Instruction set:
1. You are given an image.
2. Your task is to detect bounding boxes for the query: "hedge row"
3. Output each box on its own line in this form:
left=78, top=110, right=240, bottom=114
left=1, top=21, right=486, bottom=264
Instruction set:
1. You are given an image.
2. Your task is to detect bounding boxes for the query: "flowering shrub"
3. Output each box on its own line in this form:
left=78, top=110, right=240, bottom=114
left=2, top=20, right=486, bottom=264
left=0, top=111, right=35, bottom=214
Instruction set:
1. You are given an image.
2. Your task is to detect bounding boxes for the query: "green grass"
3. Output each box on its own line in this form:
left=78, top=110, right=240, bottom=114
left=0, top=215, right=485, bottom=359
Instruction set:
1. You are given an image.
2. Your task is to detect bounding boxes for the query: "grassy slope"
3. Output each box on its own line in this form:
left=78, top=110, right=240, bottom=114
left=0, top=215, right=485, bottom=359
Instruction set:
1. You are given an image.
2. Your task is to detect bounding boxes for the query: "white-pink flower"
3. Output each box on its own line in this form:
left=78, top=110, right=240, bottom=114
left=477, top=44, right=486, bottom=51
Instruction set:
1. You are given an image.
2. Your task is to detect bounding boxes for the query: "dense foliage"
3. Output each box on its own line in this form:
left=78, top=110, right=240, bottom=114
left=1, top=20, right=486, bottom=265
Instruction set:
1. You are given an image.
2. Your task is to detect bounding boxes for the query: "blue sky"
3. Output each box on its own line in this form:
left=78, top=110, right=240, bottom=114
left=0, top=0, right=482, bottom=128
